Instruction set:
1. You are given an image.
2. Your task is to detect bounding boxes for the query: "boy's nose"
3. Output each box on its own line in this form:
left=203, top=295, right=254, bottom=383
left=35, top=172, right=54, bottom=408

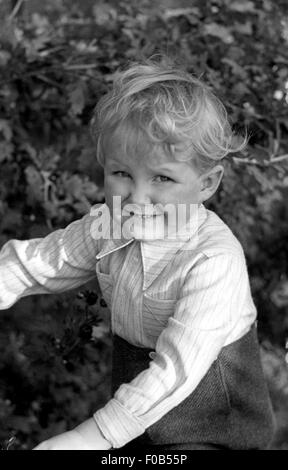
left=128, top=183, right=152, bottom=206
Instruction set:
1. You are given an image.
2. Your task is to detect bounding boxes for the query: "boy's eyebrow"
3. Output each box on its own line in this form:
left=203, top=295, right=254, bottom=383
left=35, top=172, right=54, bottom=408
left=106, top=158, right=128, bottom=166
left=106, top=159, right=180, bottom=174
left=151, top=164, right=179, bottom=174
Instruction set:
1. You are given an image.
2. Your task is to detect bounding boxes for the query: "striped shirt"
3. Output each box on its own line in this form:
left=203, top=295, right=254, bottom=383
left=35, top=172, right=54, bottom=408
left=0, top=203, right=257, bottom=448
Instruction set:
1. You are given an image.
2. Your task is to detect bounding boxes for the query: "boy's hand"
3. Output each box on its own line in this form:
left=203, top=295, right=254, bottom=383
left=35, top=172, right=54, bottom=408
left=33, top=418, right=112, bottom=450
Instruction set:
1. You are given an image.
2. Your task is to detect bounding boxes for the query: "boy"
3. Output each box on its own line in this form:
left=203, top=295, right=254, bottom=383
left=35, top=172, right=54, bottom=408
left=0, top=59, right=275, bottom=450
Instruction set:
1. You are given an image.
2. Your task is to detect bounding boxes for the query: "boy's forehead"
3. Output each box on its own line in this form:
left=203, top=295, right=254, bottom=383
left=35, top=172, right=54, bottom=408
left=105, top=125, right=176, bottom=167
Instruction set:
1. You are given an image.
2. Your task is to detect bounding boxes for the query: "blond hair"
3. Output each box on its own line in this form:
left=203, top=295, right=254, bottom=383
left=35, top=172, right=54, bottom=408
left=90, top=58, right=247, bottom=173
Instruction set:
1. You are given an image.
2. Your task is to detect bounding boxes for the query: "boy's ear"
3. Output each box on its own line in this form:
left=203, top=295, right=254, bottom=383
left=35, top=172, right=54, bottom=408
left=199, top=165, right=224, bottom=202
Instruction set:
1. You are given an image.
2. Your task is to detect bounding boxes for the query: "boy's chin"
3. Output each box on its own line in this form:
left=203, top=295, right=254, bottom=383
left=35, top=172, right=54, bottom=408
left=119, top=216, right=187, bottom=241
left=112, top=214, right=193, bottom=241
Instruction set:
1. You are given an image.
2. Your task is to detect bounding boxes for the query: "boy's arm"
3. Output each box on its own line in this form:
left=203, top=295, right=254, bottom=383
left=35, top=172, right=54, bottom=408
left=33, top=418, right=112, bottom=450
left=93, top=251, right=256, bottom=448
left=0, top=207, right=101, bottom=309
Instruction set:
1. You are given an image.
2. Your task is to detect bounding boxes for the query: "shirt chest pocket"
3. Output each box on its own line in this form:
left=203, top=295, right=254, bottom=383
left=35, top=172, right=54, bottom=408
left=95, top=262, right=113, bottom=311
left=142, top=295, right=177, bottom=342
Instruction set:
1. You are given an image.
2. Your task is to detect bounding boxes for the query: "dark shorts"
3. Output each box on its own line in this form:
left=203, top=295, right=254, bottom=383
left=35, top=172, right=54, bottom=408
left=111, top=324, right=275, bottom=450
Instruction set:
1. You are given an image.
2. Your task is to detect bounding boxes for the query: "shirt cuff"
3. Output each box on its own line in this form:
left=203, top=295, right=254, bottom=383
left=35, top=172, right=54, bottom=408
left=93, top=398, right=146, bottom=448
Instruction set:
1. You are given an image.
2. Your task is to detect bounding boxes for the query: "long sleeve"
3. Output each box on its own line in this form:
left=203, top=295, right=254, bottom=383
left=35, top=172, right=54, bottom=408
left=0, top=210, right=100, bottom=309
left=93, top=252, right=256, bottom=448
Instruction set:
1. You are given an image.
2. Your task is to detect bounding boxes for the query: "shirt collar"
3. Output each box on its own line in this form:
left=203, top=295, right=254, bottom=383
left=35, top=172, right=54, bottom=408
left=95, top=210, right=134, bottom=260
left=95, top=203, right=207, bottom=289
left=140, top=203, right=207, bottom=290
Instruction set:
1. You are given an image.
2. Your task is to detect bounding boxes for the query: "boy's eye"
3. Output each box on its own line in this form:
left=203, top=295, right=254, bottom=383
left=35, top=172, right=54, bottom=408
left=112, top=171, right=130, bottom=178
left=154, top=175, right=174, bottom=183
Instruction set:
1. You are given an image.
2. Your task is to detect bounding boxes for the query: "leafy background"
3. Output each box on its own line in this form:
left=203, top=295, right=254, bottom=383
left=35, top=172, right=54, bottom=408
left=0, top=0, right=288, bottom=450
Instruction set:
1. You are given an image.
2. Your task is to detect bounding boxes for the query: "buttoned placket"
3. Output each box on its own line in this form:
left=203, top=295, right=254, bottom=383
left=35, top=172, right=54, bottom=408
left=94, top=203, right=208, bottom=345
left=111, top=242, right=145, bottom=345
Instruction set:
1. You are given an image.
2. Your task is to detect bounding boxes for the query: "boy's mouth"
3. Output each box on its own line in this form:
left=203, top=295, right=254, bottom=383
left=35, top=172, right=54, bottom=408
left=122, top=208, right=163, bottom=219
left=129, top=213, right=159, bottom=219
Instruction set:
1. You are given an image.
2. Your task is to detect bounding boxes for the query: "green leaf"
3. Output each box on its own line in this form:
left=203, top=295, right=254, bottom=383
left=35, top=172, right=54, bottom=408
left=0, top=208, right=22, bottom=233
left=68, top=82, right=86, bottom=116
left=233, top=21, right=253, bottom=35
left=203, top=23, right=234, bottom=44
left=271, top=279, right=288, bottom=307
left=231, top=82, right=251, bottom=97
left=91, top=324, right=110, bottom=340
left=92, top=4, right=117, bottom=26
left=221, top=58, right=248, bottom=79
left=229, top=1, right=256, bottom=13
left=0, top=20, right=18, bottom=48
left=23, top=34, right=51, bottom=62
left=0, top=119, right=12, bottom=141
left=25, top=166, right=44, bottom=203
left=0, top=50, right=11, bottom=67
left=163, top=8, right=200, bottom=20
left=0, top=142, right=13, bottom=162
left=62, top=174, right=84, bottom=200
left=82, top=180, right=104, bottom=202
left=247, top=166, right=274, bottom=191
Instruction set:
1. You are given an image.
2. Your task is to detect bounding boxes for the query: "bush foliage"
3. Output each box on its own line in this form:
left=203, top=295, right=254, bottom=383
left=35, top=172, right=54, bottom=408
left=0, top=0, right=288, bottom=449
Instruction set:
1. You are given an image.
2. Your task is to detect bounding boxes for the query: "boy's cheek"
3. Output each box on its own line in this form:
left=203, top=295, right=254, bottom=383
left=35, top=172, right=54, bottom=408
left=104, top=177, right=127, bottom=199
left=103, top=184, right=125, bottom=219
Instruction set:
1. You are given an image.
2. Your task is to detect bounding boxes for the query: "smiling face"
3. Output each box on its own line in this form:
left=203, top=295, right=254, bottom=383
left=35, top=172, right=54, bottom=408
left=102, top=124, right=220, bottom=240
